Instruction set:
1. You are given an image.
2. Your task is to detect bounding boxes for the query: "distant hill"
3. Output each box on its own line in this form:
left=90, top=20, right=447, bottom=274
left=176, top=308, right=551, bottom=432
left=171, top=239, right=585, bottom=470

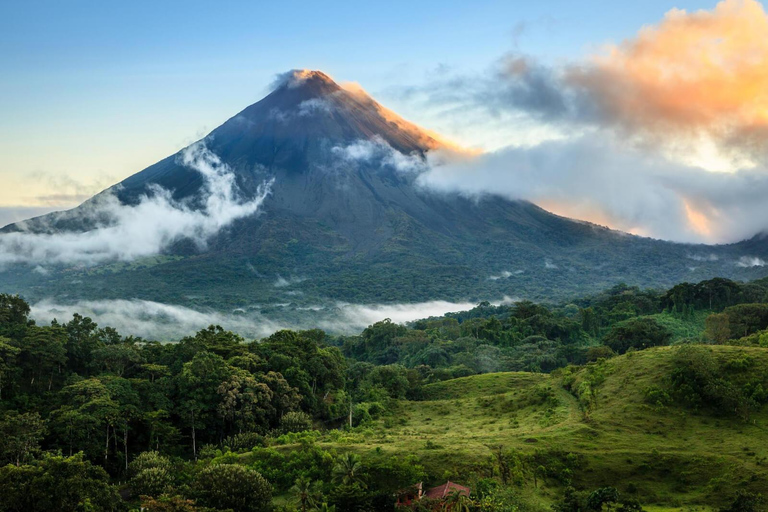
left=2, top=70, right=768, bottom=312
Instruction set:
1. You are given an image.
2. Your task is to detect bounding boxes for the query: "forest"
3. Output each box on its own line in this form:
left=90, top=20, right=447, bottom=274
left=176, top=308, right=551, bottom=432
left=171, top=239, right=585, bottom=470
left=2, top=276, right=768, bottom=511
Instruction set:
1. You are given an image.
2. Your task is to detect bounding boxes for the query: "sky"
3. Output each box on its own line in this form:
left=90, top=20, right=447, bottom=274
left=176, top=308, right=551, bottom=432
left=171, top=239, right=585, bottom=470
left=1, top=0, right=767, bottom=243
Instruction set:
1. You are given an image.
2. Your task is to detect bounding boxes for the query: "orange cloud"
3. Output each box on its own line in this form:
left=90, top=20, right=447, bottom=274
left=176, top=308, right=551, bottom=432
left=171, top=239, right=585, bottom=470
left=567, top=0, right=768, bottom=161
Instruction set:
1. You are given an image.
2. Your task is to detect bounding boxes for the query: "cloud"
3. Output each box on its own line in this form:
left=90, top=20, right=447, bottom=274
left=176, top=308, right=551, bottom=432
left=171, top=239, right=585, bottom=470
left=441, top=0, right=768, bottom=168
left=273, top=275, right=306, bottom=288
left=29, top=297, right=518, bottom=340
left=0, top=143, right=273, bottom=266
left=419, top=135, right=768, bottom=243
left=332, top=136, right=427, bottom=174
left=736, top=256, right=766, bottom=267
left=30, top=299, right=287, bottom=340
left=298, top=98, right=335, bottom=116
left=391, top=0, right=768, bottom=243
left=687, top=253, right=719, bottom=262
left=566, top=0, right=768, bottom=164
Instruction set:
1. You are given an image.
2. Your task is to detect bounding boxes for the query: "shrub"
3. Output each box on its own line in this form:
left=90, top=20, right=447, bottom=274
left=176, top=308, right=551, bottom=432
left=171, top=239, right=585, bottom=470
left=195, top=464, right=272, bottom=512
left=280, top=411, right=313, bottom=434
left=223, top=432, right=267, bottom=452
left=131, top=466, right=174, bottom=498
left=129, top=451, right=172, bottom=475
left=603, top=317, right=671, bottom=354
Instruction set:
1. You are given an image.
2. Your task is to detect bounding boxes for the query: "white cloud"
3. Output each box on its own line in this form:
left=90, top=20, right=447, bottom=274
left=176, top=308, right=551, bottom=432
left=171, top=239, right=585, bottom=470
left=30, top=299, right=286, bottom=341
left=0, top=143, right=273, bottom=266
left=333, top=136, right=427, bottom=174
left=418, top=135, right=768, bottom=243
left=29, top=297, right=519, bottom=340
left=298, top=98, right=334, bottom=116
left=273, top=275, right=306, bottom=288
left=488, top=270, right=523, bottom=281
left=687, top=253, right=719, bottom=262
left=736, top=256, right=766, bottom=268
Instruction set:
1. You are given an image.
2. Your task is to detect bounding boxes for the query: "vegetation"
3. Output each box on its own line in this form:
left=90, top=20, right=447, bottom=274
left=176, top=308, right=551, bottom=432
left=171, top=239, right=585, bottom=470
left=1, top=277, right=768, bottom=510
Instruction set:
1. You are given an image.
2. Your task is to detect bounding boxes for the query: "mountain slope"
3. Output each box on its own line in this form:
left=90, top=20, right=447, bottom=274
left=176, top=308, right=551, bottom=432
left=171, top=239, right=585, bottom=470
left=1, top=70, right=768, bottom=312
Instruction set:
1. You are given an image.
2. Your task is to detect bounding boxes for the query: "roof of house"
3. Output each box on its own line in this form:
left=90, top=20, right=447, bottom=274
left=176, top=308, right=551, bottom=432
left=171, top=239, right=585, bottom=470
left=424, top=481, right=470, bottom=500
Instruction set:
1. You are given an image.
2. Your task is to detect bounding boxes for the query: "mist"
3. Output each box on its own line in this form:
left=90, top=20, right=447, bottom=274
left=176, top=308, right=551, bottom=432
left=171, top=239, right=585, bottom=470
left=29, top=297, right=517, bottom=341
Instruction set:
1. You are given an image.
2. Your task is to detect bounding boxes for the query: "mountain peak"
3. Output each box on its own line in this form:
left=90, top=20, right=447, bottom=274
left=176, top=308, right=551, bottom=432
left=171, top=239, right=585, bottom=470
left=272, top=69, right=341, bottom=95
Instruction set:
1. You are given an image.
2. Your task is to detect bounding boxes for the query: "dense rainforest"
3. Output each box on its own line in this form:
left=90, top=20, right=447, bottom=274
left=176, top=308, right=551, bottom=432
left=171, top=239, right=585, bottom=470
left=2, top=276, right=768, bottom=511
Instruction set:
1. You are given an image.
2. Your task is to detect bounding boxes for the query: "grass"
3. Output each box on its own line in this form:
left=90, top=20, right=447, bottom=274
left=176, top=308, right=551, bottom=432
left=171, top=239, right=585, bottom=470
left=290, top=345, right=768, bottom=509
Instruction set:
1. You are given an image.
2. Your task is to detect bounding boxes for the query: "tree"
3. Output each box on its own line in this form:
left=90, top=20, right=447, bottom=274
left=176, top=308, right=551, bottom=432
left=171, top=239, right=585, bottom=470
left=280, top=411, right=313, bottom=433
left=704, top=313, right=731, bottom=344
left=176, top=351, right=231, bottom=459
left=603, top=317, right=671, bottom=354
left=0, top=411, right=46, bottom=466
left=291, top=476, right=321, bottom=512
left=50, top=378, right=118, bottom=460
left=333, top=453, right=366, bottom=488
left=217, top=370, right=272, bottom=435
left=63, top=313, right=103, bottom=375
left=586, top=487, right=619, bottom=510
left=16, top=325, right=68, bottom=391
left=0, top=453, right=122, bottom=512
left=0, top=294, right=31, bottom=340
left=194, top=464, right=272, bottom=512
left=129, top=451, right=175, bottom=498
left=92, top=343, right=142, bottom=376
left=0, top=337, right=20, bottom=400
left=723, top=304, right=768, bottom=338
left=721, top=490, right=765, bottom=512
left=442, top=489, right=472, bottom=512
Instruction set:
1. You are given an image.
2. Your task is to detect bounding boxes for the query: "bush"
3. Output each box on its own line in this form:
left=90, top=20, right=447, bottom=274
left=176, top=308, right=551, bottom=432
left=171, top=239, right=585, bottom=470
left=721, top=491, right=765, bottom=512
left=195, top=464, right=272, bottom=512
left=280, top=411, right=313, bottom=434
left=131, top=466, right=174, bottom=498
left=603, top=317, right=671, bottom=354
left=129, top=451, right=172, bottom=475
left=222, top=432, right=267, bottom=452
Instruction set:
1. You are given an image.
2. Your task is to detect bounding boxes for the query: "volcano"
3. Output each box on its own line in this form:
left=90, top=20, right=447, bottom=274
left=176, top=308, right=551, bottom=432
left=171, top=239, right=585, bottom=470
left=2, top=70, right=768, bottom=310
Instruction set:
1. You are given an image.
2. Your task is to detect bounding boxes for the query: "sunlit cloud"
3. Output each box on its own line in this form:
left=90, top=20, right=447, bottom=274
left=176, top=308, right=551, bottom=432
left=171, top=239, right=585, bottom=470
left=402, top=0, right=768, bottom=243
left=565, top=0, right=768, bottom=168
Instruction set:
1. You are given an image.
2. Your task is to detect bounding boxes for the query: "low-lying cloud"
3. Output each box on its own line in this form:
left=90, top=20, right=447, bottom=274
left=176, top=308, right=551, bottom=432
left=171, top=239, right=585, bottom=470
left=419, top=135, right=768, bottom=243
left=333, top=136, right=427, bottom=174
left=737, top=256, right=766, bottom=268
left=30, top=297, right=517, bottom=340
left=0, top=143, right=272, bottom=266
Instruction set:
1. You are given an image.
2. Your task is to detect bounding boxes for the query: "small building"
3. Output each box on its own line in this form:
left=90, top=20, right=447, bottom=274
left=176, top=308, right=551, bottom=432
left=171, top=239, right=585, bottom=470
left=396, top=481, right=470, bottom=509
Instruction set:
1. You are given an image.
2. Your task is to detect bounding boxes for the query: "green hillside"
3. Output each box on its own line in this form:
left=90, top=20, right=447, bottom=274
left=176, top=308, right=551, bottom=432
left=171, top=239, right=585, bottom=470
left=288, top=346, right=768, bottom=510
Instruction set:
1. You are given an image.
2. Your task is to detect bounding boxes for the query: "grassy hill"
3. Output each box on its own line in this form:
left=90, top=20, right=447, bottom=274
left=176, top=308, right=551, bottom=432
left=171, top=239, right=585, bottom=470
left=268, top=345, right=768, bottom=510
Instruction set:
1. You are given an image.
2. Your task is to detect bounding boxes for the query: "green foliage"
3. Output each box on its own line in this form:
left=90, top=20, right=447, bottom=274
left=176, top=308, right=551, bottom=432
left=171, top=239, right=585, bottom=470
left=194, top=464, right=271, bottom=512
left=669, top=345, right=768, bottom=420
left=0, top=411, right=46, bottom=466
left=720, top=491, right=765, bottom=512
left=603, top=317, right=672, bottom=354
left=0, top=453, right=122, bottom=512
left=281, top=411, right=313, bottom=433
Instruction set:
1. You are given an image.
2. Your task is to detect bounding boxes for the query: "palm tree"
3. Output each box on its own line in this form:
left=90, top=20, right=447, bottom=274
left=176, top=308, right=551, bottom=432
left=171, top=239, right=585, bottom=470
left=291, top=477, right=321, bottom=512
left=332, top=452, right=366, bottom=488
left=442, top=489, right=472, bottom=512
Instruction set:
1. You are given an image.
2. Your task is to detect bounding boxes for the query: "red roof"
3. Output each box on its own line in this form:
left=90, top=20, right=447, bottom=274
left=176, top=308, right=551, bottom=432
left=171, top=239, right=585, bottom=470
left=424, top=481, right=470, bottom=500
